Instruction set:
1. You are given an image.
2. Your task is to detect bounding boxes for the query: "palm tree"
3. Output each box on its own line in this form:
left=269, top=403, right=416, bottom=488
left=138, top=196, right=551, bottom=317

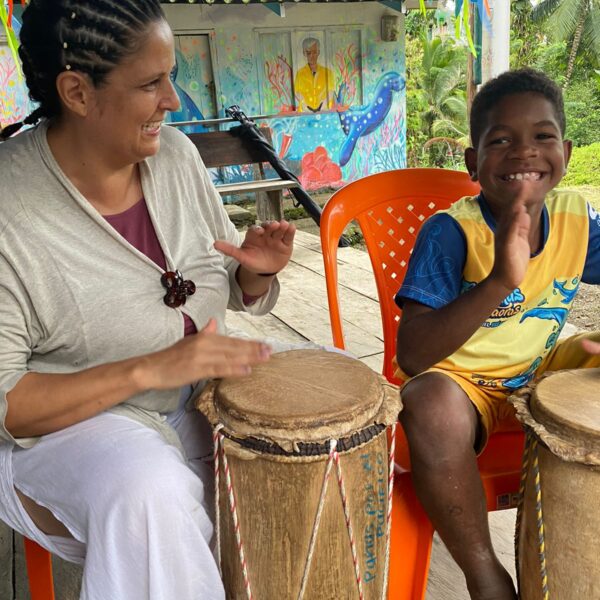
left=418, top=34, right=469, bottom=166
left=532, top=0, right=600, bottom=88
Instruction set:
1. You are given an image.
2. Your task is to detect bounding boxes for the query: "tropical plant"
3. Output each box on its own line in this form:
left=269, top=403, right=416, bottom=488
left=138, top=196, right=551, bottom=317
left=562, top=142, right=600, bottom=186
left=510, top=0, right=545, bottom=68
left=564, top=77, right=600, bottom=146
left=532, top=0, right=600, bottom=88
left=417, top=34, right=469, bottom=167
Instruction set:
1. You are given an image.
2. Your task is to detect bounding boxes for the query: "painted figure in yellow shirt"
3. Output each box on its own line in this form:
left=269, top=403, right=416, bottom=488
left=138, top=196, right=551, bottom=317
left=294, top=37, right=335, bottom=113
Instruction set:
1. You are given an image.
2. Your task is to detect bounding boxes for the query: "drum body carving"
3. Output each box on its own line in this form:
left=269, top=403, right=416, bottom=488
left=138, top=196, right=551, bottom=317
left=510, top=368, right=600, bottom=600
left=197, top=350, right=400, bottom=600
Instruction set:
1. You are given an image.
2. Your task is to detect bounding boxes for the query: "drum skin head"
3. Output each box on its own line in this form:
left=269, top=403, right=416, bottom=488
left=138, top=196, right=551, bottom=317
left=510, top=367, right=600, bottom=464
left=531, top=368, right=600, bottom=454
left=197, top=349, right=401, bottom=447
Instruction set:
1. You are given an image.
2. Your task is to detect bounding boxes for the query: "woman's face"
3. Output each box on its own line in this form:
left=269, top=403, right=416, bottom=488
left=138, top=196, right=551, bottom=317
left=86, top=19, right=180, bottom=166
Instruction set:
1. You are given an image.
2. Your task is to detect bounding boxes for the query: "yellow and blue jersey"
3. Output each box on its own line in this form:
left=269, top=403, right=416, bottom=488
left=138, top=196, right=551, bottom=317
left=396, top=190, right=600, bottom=391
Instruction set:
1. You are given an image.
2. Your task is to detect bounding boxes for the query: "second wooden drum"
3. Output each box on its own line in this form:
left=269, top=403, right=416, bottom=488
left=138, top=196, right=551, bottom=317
left=510, top=368, right=600, bottom=600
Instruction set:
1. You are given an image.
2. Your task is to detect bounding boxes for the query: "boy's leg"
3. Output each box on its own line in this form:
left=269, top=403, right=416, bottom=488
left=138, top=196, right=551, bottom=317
left=400, top=372, right=516, bottom=600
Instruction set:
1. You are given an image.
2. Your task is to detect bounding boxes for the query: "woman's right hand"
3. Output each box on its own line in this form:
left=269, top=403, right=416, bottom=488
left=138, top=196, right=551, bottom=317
left=138, top=319, right=271, bottom=391
left=6, top=319, right=272, bottom=438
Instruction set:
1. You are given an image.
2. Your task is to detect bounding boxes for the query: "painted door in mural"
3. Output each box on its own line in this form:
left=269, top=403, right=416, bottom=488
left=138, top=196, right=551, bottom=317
left=327, top=29, right=363, bottom=110
left=167, top=34, right=217, bottom=133
left=259, top=32, right=294, bottom=114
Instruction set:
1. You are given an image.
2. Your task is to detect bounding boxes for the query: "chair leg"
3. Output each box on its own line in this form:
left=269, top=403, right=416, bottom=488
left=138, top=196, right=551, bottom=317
left=387, top=471, right=434, bottom=600
left=23, top=537, right=55, bottom=600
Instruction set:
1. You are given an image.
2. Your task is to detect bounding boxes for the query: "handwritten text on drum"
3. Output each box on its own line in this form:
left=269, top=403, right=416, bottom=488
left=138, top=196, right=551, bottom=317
left=361, top=451, right=387, bottom=584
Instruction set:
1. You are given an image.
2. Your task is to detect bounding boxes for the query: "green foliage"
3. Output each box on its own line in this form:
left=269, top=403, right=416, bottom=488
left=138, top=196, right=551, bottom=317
left=564, top=77, right=600, bottom=146
left=407, top=2, right=600, bottom=167
left=533, top=41, right=570, bottom=84
left=406, top=30, right=469, bottom=169
left=343, top=224, right=365, bottom=248
left=532, top=0, right=600, bottom=86
left=510, top=0, right=546, bottom=68
left=562, top=143, right=600, bottom=186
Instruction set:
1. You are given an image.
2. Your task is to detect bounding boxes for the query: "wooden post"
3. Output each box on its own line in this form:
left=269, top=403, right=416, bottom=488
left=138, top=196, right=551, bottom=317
left=481, top=0, right=511, bottom=83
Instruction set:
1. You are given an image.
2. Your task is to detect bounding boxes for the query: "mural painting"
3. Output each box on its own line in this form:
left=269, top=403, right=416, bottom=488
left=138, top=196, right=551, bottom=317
left=256, top=27, right=406, bottom=191
left=2, top=18, right=406, bottom=194
left=165, top=33, right=217, bottom=133
left=164, top=25, right=405, bottom=192
left=0, top=15, right=34, bottom=130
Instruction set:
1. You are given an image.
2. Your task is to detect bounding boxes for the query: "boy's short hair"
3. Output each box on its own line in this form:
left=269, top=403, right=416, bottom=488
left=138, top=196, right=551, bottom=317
left=470, top=68, right=566, bottom=147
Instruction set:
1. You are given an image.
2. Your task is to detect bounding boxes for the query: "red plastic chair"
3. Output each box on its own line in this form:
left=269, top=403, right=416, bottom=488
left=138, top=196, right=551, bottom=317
left=320, top=168, right=525, bottom=600
left=23, top=537, right=55, bottom=599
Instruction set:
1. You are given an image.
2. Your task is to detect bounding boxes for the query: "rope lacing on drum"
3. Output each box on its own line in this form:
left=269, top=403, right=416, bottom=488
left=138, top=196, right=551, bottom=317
left=382, top=423, right=397, bottom=597
left=213, top=424, right=224, bottom=578
left=214, top=423, right=253, bottom=600
left=515, top=429, right=550, bottom=600
left=213, top=424, right=397, bottom=600
left=297, top=439, right=339, bottom=600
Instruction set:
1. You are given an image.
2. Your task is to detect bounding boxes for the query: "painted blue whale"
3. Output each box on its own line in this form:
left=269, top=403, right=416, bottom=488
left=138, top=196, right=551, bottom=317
left=553, top=278, right=579, bottom=305
left=337, top=71, right=405, bottom=167
left=502, top=357, right=543, bottom=390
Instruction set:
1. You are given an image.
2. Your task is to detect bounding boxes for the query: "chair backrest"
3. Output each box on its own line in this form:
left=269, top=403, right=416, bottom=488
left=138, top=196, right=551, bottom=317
left=320, top=168, right=480, bottom=383
left=187, top=128, right=274, bottom=169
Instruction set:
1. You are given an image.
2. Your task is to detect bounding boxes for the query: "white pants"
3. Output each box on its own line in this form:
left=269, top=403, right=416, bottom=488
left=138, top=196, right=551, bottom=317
left=0, top=394, right=225, bottom=600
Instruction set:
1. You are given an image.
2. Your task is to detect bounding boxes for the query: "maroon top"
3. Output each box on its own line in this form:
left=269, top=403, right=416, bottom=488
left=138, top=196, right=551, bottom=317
left=104, top=199, right=198, bottom=336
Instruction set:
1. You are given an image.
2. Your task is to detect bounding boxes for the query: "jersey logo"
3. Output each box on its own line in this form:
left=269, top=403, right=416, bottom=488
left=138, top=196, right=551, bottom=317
left=483, top=288, right=525, bottom=327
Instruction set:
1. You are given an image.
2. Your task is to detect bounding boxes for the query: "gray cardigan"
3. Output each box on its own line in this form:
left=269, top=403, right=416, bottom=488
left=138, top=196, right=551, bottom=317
left=0, top=122, right=279, bottom=448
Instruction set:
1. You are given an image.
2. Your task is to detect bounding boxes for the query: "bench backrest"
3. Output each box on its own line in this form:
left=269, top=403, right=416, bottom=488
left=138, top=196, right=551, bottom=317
left=187, top=128, right=274, bottom=169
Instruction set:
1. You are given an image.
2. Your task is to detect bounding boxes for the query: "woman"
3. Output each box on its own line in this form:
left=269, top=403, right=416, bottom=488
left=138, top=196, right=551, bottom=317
left=0, top=1, right=296, bottom=598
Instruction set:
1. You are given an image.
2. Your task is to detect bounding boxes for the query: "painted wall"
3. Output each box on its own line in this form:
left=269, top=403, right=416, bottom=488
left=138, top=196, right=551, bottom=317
left=0, top=11, right=35, bottom=131
left=164, top=4, right=406, bottom=191
left=0, top=5, right=406, bottom=192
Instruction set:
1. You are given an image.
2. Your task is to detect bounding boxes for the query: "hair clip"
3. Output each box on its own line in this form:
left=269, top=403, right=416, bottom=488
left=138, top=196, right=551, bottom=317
left=63, top=42, right=68, bottom=49
left=71, top=11, right=76, bottom=19
left=65, top=64, right=72, bottom=70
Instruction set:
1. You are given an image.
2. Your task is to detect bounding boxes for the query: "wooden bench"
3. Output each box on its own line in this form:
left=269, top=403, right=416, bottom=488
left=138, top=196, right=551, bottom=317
left=187, top=128, right=299, bottom=222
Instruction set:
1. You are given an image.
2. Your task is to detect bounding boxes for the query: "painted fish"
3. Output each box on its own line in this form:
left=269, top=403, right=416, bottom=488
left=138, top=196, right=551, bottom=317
left=337, top=71, right=405, bottom=166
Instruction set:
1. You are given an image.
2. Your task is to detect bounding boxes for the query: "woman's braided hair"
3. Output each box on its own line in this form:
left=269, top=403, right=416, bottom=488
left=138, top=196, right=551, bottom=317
left=0, top=0, right=165, bottom=140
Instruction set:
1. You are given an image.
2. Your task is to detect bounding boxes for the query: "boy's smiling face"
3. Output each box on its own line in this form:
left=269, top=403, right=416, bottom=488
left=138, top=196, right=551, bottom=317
left=465, top=92, right=572, bottom=213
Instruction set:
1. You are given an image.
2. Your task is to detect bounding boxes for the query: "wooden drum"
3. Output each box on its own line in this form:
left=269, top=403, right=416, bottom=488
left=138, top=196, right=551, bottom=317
left=510, top=368, right=600, bottom=599
left=197, top=349, right=401, bottom=600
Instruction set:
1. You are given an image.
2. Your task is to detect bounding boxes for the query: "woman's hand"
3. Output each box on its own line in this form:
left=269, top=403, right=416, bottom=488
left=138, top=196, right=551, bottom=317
left=140, top=319, right=271, bottom=390
left=581, top=338, right=600, bottom=355
left=6, top=320, right=271, bottom=438
left=214, top=220, right=296, bottom=275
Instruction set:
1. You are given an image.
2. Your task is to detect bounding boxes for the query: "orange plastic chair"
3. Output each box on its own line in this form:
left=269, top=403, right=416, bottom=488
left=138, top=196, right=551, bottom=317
left=320, top=168, right=525, bottom=600
left=23, top=537, right=55, bottom=599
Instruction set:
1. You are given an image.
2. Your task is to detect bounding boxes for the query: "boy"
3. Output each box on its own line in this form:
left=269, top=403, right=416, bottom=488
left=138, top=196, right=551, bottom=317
left=395, top=68, right=600, bottom=600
